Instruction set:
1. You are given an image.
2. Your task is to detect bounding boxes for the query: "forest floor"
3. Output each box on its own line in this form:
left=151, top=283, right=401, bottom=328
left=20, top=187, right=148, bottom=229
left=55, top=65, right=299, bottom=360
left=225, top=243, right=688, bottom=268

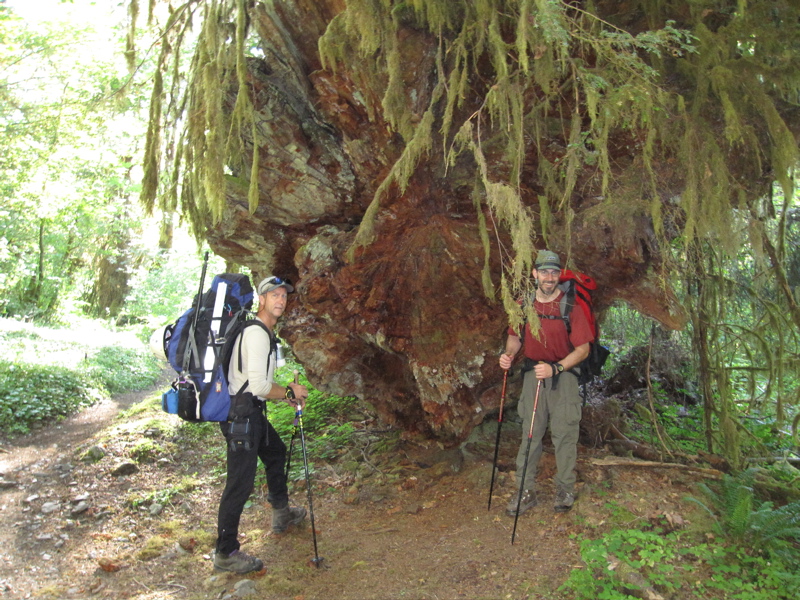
left=0, top=372, right=710, bottom=600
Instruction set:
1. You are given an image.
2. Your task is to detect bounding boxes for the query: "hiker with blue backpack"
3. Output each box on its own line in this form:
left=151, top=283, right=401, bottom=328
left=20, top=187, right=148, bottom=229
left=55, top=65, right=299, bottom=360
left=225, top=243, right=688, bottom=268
left=499, top=250, right=593, bottom=516
left=213, top=276, right=309, bottom=574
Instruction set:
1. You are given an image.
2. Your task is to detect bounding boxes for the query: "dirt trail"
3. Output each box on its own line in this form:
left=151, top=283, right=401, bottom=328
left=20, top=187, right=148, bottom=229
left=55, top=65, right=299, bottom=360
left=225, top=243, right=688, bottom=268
left=0, top=385, right=153, bottom=599
left=0, top=380, right=700, bottom=600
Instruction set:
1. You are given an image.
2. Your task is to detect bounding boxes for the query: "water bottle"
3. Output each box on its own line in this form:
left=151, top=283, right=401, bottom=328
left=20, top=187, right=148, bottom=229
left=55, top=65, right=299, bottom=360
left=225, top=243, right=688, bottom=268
left=276, top=339, right=286, bottom=368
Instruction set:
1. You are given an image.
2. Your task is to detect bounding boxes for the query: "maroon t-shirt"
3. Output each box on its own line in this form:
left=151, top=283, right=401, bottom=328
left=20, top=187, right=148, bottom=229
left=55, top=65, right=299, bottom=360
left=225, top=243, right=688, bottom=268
left=507, top=292, right=594, bottom=362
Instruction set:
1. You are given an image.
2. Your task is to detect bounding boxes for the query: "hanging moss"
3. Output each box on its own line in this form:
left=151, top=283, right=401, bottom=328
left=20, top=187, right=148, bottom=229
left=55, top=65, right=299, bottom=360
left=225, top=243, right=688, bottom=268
left=136, top=0, right=800, bottom=279
left=135, top=0, right=800, bottom=462
left=125, top=0, right=139, bottom=74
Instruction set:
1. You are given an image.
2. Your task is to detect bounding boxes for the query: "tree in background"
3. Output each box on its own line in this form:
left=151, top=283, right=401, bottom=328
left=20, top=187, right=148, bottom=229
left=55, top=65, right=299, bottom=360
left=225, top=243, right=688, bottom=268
left=0, top=1, right=154, bottom=321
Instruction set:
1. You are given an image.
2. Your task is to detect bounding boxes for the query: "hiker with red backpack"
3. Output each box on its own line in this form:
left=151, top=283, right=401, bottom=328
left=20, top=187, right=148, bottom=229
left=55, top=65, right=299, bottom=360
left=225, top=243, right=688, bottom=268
left=499, top=250, right=593, bottom=515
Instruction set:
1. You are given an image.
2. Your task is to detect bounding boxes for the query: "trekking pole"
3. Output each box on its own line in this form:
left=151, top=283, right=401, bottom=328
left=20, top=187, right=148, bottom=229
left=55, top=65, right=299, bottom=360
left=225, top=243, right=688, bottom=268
left=181, top=251, right=209, bottom=374
left=285, top=419, right=298, bottom=479
left=296, top=406, right=323, bottom=567
left=487, top=369, right=509, bottom=510
left=511, top=378, right=542, bottom=545
left=177, top=252, right=209, bottom=421
left=284, top=372, right=299, bottom=479
left=288, top=372, right=324, bottom=568
left=187, top=251, right=209, bottom=360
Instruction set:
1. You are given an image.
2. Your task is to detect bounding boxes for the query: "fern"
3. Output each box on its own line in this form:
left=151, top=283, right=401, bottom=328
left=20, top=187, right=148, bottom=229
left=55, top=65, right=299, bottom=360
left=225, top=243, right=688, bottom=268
left=747, top=501, right=800, bottom=562
left=689, top=469, right=800, bottom=562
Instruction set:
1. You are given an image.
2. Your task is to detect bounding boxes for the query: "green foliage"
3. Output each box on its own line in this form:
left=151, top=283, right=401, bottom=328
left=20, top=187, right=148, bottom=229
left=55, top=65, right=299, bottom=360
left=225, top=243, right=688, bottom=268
left=85, top=346, right=162, bottom=395
left=268, top=361, right=359, bottom=479
left=658, top=404, right=706, bottom=454
left=123, top=247, right=227, bottom=325
left=126, top=476, right=200, bottom=508
left=0, top=1, right=180, bottom=322
left=688, top=469, right=800, bottom=562
left=559, top=529, right=677, bottom=599
left=0, top=317, right=162, bottom=436
left=0, top=362, right=102, bottom=435
left=683, top=232, right=800, bottom=465
left=128, top=438, right=165, bottom=463
left=559, top=526, right=800, bottom=600
left=681, top=543, right=800, bottom=600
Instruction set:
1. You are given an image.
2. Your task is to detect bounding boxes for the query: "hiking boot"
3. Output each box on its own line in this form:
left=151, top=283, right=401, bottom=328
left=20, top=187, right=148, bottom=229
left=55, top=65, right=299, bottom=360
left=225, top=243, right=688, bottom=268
left=213, top=549, right=264, bottom=574
left=554, top=490, right=575, bottom=513
left=272, top=505, right=307, bottom=533
left=505, top=489, right=537, bottom=517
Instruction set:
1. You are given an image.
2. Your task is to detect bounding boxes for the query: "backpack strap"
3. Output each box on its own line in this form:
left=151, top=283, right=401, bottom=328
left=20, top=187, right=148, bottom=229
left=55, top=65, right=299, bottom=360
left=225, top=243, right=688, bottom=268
left=536, top=280, right=577, bottom=337
left=181, top=308, right=203, bottom=374
left=231, top=319, right=276, bottom=396
left=223, top=318, right=277, bottom=419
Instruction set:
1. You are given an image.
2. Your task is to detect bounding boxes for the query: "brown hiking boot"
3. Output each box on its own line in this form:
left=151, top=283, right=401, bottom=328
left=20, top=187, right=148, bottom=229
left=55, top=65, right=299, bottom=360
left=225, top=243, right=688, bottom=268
left=554, top=489, right=575, bottom=512
left=505, top=489, right=537, bottom=516
left=271, top=505, right=307, bottom=533
left=213, top=549, right=264, bottom=574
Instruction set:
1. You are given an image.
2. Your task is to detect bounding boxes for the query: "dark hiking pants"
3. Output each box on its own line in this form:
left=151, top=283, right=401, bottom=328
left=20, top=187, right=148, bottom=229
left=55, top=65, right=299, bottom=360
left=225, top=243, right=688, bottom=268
left=216, top=410, right=288, bottom=555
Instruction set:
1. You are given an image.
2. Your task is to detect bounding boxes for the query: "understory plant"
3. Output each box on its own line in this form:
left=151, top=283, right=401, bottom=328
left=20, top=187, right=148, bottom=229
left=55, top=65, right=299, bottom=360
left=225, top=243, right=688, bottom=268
left=688, top=468, right=800, bottom=562
left=0, top=320, right=162, bottom=435
left=559, top=526, right=800, bottom=600
left=174, top=358, right=363, bottom=483
left=264, top=360, right=359, bottom=480
left=561, top=468, right=800, bottom=600
left=0, top=362, right=103, bottom=435
left=85, top=345, right=163, bottom=395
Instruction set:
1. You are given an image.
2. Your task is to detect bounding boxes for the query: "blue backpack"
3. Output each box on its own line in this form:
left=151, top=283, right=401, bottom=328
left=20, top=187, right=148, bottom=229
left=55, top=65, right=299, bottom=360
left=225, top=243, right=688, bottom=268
left=160, top=272, right=273, bottom=422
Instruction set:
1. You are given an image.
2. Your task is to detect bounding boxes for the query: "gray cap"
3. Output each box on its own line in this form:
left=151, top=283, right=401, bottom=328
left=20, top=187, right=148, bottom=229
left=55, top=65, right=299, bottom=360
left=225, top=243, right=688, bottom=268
left=257, top=276, right=294, bottom=294
left=535, top=250, right=561, bottom=270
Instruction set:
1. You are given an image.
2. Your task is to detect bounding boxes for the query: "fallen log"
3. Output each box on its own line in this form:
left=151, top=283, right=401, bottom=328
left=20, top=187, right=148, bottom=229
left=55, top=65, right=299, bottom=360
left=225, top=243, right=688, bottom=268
left=606, top=424, right=731, bottom=472
left=592, top=455, right=724, bottom=479
left=745, top=456, right=800, bottom=467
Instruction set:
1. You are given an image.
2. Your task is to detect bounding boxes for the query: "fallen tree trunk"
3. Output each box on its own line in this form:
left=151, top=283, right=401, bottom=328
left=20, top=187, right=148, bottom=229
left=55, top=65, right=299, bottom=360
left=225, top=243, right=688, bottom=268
left=592, top=456, right=725, bottom=480
left=606, top=423, right=732, bottom=473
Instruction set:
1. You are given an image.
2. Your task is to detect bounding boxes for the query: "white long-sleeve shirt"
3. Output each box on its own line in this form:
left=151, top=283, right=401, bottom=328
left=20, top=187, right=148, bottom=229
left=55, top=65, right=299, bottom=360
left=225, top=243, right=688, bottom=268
left=226, top=321, right=276, bottom=400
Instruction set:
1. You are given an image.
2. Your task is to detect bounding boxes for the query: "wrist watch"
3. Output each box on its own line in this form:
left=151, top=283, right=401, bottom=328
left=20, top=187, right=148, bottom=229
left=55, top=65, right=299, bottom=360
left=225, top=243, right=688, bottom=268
left=555, top=362, right=564, bottom=373
left=284, top=386, right=295, bottom=400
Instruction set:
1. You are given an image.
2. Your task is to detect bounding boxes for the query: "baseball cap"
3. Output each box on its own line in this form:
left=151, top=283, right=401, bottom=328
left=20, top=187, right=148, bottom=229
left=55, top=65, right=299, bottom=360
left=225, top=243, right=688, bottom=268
left=535, top=250, right=561, bottom=270
left=257, top=276, right=294, bottom=294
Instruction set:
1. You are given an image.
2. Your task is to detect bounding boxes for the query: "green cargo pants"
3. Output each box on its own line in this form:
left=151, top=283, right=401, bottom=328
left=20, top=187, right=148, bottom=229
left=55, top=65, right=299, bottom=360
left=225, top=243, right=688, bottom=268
left=514, top=369, right=582, bottom=494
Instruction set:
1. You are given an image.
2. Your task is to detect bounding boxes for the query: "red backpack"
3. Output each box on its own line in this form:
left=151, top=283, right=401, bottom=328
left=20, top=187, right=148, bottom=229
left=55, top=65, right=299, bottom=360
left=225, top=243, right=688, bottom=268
left=538, top=270, right=609, bottom=386
left=556, top=270, right=599, bottom=338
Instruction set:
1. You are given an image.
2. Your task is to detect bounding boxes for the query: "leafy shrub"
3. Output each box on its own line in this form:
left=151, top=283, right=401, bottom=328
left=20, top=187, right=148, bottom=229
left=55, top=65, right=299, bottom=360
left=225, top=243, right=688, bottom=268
left=680, top=542, right=800, bottom=600
left=270, top=363, right=358, bottom=466
left=559, top=527, right=800, bottom=600
left=559, top=529, right=678, bottom=600
left=123, top=248, right=227, bottom=324
left=0, top=323, right=163, bottom=436
left=0, top=362, right=102, bottom=434
left=85, top=345, right=162, bottom=394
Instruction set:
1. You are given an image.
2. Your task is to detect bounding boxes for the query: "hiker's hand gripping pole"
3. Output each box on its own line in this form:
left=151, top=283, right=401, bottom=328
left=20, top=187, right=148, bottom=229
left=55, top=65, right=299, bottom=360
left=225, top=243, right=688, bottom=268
left=511, top=378, right=542, bottom=545
left=487, top=369, right=509, bottom=510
